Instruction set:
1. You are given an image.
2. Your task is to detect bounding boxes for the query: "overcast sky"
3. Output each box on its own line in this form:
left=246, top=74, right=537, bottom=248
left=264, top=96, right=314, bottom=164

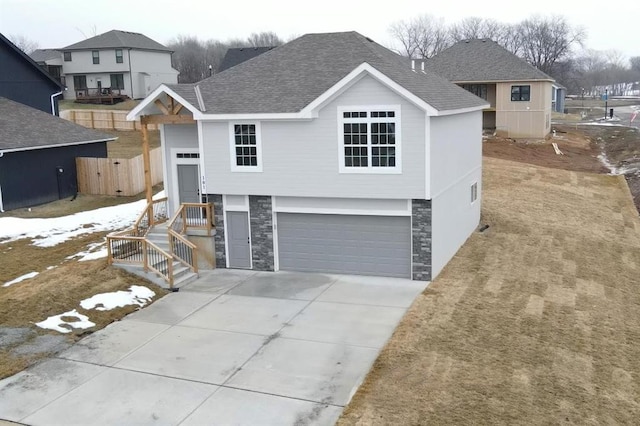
left=1, top=0, right=638, bottom=60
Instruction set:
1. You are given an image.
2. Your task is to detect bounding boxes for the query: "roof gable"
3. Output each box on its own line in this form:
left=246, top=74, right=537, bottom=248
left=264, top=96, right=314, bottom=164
left=425, top=39, right=554, bottom=82
left=172, top=32, right=487, bottom=116
left=30, top=49, right=61, bottom=63
left=62, top=30, right=171, bottom=52
left=0, top=97, right=115, bottom=152
left=0, top=33, right=64, bottom=90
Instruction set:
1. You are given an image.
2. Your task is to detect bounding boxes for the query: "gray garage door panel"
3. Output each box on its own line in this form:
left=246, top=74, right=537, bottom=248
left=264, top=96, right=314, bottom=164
left=277, top=213, right=411, bottom=278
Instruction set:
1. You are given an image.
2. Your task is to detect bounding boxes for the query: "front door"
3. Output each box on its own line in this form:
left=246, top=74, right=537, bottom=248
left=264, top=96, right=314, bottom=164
left=227, top=211, right=251, bottom=268
left=177, top=164, right=200, bottom=204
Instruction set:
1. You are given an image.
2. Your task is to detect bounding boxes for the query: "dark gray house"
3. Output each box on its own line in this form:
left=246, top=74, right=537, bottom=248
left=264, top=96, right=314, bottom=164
left=218, top=47, right=276, bottom=72
left=0, top=97, right=116, bottom=211
left=0, top=33, right=64, bottom=115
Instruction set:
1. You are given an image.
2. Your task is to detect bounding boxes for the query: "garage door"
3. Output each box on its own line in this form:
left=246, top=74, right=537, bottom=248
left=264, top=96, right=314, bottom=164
left=276, top=213, right=411, bottom=278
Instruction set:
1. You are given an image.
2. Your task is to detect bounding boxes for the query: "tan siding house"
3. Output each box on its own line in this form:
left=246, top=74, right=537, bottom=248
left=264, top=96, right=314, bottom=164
left=425, top=39, right=554, bottom=139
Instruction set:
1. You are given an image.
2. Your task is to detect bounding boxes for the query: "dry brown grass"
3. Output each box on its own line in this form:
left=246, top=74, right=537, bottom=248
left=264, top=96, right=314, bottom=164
left=0, top=183, right=163, bottom=219
left=105, top=129, right=161, bottom=159
left=339, top=157, right=640, bottom=425
left=0, top=260, right=167, bottom=378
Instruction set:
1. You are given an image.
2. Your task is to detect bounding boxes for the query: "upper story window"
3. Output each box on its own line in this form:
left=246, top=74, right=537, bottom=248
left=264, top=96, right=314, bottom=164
left=511, top=85, right=530, bottom=101
left=115, top=49, right=123, bottom=63
left=339, top=106, right=401, bottom=173
left=230, top=123, right=262, bottom=172
left=92, top=50, right=100, bottom=64
left=462, top=84, right=488, bottom=100
left=63, top=51, right=71, bottom=62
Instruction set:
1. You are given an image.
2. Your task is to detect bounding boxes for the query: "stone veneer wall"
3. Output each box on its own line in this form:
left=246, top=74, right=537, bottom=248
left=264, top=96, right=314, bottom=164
left=249, top=195, right=274, bottom=271
left=210, top=194, right=226, bottom=268
left=412, top=199, right=432, bottom=281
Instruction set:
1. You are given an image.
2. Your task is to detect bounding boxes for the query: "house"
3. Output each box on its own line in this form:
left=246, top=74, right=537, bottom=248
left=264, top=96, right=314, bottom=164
left=0, top=97, right=116, bottom=211
left=552, top=83, right=567, bottom=113
left=60, top=30, right=179, bottom=101
left=30, top=49, right=64, bottom=85
left=0, top=33, right=64, bottom=115
left=425, top=39, right=555, bottom=139
left=126, top=31, right=488, bottom=282
left=218, top=46, right=276, bottom=72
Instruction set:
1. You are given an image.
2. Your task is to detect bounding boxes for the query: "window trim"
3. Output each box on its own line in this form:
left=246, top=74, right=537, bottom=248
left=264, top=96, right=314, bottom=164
left=115, top=49, right=123, bottom=64
left=92, top=50, right=100, bottom=65
left=228, top=122, right=263, bottom=172
left=63, top=51, right=71, bottom=62
left=511, top=85, right=531, bottom=102
left=337, top=105, right=402, bottom=174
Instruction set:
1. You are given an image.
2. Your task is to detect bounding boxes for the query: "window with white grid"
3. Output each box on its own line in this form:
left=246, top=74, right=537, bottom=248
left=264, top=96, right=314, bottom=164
left=230, top=123, right=262, bottom=172
left=339, top=107, right=400, bottom=173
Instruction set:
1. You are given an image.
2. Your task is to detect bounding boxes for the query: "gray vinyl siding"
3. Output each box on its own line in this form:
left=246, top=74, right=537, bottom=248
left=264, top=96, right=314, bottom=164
left=163, top=124, right=198, bottom=213
left=202, top=75, right=426, bottom=199
left=429, top=111, right=482, bottom=278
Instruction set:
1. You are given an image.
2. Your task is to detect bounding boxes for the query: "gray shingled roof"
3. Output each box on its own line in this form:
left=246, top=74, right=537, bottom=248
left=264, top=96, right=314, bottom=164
left=30, top=49, right=61, bottom=63
left=62, top=30, right=171, bottom=52
left=219, top=47, right=276, bottom=72
left=425, top=39, right=554, bottom=82
left=166, top=32, right=487, bottom=114
left=0, top=97, right=116, bottom=152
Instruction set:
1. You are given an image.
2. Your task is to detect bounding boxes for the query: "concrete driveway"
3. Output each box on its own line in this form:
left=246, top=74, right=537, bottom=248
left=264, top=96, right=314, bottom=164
left=0, top=270, right=427, bottom=426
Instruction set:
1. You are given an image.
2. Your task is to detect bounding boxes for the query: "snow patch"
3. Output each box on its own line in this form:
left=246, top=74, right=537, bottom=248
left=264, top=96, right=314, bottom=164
left=3, top=271, right=39, bottom=287
left=598, top=154, right=637, bottom=175
left=67, top=241, right=108, bottom=261
left=35, top=309, right=95, bottom=334
left=0, top=190, right=165, bottom=247
left=80, top=285, right=155, bottom=311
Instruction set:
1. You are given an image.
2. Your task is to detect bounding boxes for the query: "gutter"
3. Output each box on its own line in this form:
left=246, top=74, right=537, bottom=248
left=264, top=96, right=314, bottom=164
left=50, top=91, right=63, bottom=116
left=0, top=151, right=4, bottom=212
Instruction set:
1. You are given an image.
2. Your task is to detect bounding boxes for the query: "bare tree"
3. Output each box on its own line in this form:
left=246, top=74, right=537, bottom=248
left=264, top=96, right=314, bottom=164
left=388, top=14, right=450, bottom=59
left=518, top=15, right=585, bottom=75
left=167, top=35, right=208, bottom=83
left=631, top=56, right=640, bottom=73
left=7, top=34, right=39, bottom=54
left=247, top=31, right=283, bottom=47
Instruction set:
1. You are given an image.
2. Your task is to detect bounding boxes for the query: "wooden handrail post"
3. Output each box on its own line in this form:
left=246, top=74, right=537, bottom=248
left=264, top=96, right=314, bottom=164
left=143, top=241, right=148, bottom=272
left=106, top=237, right=112, bottom=265
left=140, top=118, right=153, bottom=210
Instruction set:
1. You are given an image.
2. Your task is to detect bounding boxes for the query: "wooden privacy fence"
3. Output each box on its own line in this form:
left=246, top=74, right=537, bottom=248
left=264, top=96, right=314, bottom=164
left=60, top=109, right=159, bottom=131
left=76, top=148, right=163, bottom=196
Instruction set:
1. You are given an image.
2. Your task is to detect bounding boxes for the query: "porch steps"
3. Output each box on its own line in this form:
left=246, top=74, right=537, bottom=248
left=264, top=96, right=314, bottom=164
left=119, top=224, right=198, bottom=290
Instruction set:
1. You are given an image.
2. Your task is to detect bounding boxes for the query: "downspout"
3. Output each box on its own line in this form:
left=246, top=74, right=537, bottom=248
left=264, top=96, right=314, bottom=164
left=0, top=151, right=4, bottom=212
left=50, top=91, right=63, bottom=116
left=127, top=48, right=134, bottom=99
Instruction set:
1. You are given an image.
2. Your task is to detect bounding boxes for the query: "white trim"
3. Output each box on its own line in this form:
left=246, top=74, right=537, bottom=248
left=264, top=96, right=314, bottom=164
left=127, top=84, right=202, bottom=121
left=272, top=197, right=411, bottom=217
left=194, top=85, right=206, bottom=112
left=0, top=180, right=4, bottom=213
left=197, top=121, right=207, bottom=196
left=223, top=207, right=230, bottom=268
left=424, top=112, right=431, bottom=200
left=228, top=122, right=263, bottom=173
left=337, top=105, right=402, bottom=174
left=170, top=147, right=200, bottom=212
left=304, top=63, right=438, bottom=116
left=159, top=125, right=170, bottom=213
left=435, top=104, right=489, bottom=116
left=0, top=138, right=116, bottom=154
left=50, top=91, right=63, bottom=115
left=272, top=196, right=279, bottom=272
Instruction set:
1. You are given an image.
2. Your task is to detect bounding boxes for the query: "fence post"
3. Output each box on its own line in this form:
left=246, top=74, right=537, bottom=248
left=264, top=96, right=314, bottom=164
left=111, top=111, right=116, bottom=130
left=90, top=111, right=95, bottom=128
left=143, top=240, right=148, bottom=272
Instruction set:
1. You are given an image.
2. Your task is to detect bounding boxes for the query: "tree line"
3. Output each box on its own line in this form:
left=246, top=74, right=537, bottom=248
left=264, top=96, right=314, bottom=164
left=388, top=14, right=639, bottom=96
left=167, top=31, right=284, bottom=83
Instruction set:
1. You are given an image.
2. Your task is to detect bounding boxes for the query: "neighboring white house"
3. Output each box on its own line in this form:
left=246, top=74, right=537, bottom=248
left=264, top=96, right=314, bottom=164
left=60, top=30, right=179, bottom=100
left=128, top=31, right=488, bottom=281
